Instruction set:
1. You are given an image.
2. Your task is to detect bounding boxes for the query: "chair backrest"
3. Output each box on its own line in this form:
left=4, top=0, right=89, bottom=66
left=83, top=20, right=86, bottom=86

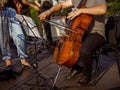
left=105, top=16, right=120, bottom=47
left=101, top=16, right=120, bottom=55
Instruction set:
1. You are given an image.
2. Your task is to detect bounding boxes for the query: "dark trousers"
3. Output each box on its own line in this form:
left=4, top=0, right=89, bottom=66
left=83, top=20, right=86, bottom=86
left=77, top=33, right=106, bottom=75
left=43, top=21, right=53, bottom=44
left=40, top=0, right=53, bottom=45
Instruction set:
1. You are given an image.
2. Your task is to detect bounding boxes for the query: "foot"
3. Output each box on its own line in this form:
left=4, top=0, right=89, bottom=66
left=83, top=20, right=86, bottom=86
left=21, top=59, right=31, bottom=67
left=5, top=59, right=12, bottom=68
left=21, top=59, right=33, bottom=71
left=78, top=74, right=91, bottom=86
left=66, top=68, right=82, bottom=80
left=66, top=64, right=83, bottom=80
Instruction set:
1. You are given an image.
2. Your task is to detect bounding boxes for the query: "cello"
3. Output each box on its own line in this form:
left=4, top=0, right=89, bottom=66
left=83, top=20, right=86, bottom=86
left=53, top=0, right=93, bottom=67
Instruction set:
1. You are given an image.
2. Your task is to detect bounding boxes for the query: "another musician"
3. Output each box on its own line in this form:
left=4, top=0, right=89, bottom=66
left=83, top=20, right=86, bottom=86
left=39, top=0, right=107, bottom=85
left=15, top=0, right=40, bottom=15
left=0, top=0, right=31, bottom=68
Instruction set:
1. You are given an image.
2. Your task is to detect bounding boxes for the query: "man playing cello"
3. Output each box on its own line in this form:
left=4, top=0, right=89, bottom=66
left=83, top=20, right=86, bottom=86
left=39, top=0, right=107, bottom=85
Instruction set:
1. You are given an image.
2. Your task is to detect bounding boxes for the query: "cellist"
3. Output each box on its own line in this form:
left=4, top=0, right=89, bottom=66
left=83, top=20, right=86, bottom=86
left=39, top=0, right=107, bottom=85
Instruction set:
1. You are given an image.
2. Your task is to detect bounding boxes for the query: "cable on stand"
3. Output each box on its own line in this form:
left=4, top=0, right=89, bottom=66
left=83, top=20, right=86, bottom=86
left=9, top=15, right=54, bottom=90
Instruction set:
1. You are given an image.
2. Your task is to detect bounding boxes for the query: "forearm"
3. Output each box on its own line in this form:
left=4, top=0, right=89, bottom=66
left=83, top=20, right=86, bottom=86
left=47, top=3, right=63, bottom=14
left=48, top=1, right=72, bottom=14
left=38, top=4, right=62, bottom=20
left=80, top=3, right=107, bottom=15
left=34, top=1, right=41, bottom=7
left=39, top=0, right=72, bottom=20
left=22, top=0, right=33, bottom=7
left=29, top=3, right=37, bottom=9
left=67, top=3, right=107, bottom=20
left=22, top=0, right=39, bottom=11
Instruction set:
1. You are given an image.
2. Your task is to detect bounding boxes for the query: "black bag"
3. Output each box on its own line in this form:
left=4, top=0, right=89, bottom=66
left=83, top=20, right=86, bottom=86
left=0, top=68, right=16, bottom=81
left=105, top=16, right=120, bottom=47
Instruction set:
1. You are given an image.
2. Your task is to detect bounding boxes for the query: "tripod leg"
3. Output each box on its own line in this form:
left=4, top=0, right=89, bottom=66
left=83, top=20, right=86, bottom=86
left=52, top=65, right=62, bottom=88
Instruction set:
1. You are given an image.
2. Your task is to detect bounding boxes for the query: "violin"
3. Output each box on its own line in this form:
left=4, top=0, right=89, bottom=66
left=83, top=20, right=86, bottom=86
left=52, top=0, right=93, bottom=67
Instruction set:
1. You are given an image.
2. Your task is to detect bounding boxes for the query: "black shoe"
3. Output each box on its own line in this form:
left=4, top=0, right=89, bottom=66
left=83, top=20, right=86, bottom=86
left=78, top=74, right=91, bottom=86
left=0, top=67, right=16, bottom=81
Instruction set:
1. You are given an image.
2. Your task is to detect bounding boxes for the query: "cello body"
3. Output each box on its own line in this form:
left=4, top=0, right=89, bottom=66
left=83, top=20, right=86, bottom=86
left=53, top=3, right=93, bottom=67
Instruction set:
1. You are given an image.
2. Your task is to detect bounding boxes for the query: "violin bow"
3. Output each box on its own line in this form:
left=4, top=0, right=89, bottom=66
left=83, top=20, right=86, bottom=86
left=44, top=19, right=79, bottom=33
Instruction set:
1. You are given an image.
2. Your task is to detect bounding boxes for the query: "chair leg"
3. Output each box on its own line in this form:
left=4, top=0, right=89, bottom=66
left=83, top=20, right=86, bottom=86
left=116, top=59, right=120, bottom=78
left=116, top=50, right=120, bottom=78
left=91, top=51, right=100, bottom=86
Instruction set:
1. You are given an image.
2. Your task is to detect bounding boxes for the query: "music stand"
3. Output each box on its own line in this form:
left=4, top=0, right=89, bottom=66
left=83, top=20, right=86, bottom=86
left=9, top=15, right=54, bottom=90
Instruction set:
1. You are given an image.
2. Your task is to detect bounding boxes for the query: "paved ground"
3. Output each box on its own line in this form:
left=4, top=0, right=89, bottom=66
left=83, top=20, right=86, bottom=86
left=0, top=40, right=120, bottom=90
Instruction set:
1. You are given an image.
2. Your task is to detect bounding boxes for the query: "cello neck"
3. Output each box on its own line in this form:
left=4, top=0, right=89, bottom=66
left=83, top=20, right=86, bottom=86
left=77, top=0, right=86, bottom=8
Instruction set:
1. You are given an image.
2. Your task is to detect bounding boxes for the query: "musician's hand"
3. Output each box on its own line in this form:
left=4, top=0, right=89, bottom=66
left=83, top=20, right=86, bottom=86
left=38, top=10, right=51, bottom=21
left=67, top=8, right=82, bottom=20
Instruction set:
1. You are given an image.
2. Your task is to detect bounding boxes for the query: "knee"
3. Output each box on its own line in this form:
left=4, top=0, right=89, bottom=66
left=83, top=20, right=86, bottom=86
left=17, top=34, right=25, bottom=41
left=80, top=46, right=92, bottom=56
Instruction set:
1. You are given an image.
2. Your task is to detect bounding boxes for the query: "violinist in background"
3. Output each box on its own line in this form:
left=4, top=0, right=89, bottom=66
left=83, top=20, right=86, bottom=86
left=14, top=0, right=41, bottom=40
left=39, top=0, right=107, bottom=85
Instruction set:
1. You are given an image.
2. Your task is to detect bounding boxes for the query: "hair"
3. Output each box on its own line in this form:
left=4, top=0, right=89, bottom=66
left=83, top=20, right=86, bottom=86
left=0, top=0, right=7, bottom=10
left=0, top=0, right=7, bottom=4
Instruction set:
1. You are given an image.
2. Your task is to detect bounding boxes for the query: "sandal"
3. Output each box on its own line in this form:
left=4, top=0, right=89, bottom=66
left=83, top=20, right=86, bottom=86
left=5, top=59, right=12, bottom=68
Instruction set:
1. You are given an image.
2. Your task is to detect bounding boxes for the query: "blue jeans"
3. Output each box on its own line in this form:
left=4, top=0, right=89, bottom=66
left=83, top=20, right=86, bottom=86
left=0, top=8, right=28, bottom=61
